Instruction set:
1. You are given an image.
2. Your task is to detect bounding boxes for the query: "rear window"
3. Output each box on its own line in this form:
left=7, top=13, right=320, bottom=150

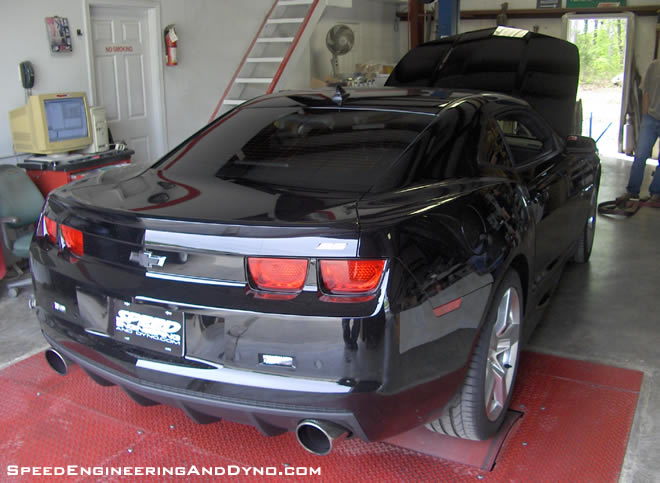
left=159, top=106, right=434, bottom=193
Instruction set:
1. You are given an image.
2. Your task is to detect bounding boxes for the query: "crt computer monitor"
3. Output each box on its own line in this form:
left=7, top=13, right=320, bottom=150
left=9, top=92, right=92, bottom=155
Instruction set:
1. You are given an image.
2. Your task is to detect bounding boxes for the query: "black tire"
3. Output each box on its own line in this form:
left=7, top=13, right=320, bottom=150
left=572, top=170, right=600, bottom=263
left=427, top=270, right=523, bottom=440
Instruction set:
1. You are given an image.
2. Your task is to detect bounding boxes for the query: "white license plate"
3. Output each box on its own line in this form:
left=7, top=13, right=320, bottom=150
left=113, top=301, right=184, bottom=357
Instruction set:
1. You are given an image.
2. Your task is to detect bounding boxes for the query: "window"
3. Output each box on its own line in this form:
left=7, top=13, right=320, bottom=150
left=478, top=118, right=511, bottom=168
left=411, top=111, right=479, bottom=182
left=496, top=111, right=554, bottom=166
left=389, top=103, right=480, bottom=187
left=161, top=106, right=433, bottom=194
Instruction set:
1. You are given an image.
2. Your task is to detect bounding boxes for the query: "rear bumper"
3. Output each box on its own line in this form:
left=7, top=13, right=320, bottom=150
left=39, top=309, right=467, bottom=442
left=31, top=233, right=478, bottom=442
left=42, top=331, right=366, bottom=439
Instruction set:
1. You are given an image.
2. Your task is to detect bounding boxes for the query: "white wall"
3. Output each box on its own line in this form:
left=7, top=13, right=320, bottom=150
left=280, top=0, right=409, bottom=90
left=0, top=0, right=271, bottom=164
left=0, top=1, right=90, bottom=164
left=1, top=0, right=655, bottom=164
left=308, top=0, right=408, bottom=82
left=159, top=0, right=271, bottom=147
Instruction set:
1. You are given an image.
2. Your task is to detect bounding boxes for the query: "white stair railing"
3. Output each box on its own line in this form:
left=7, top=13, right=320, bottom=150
left=209, top=0, right=325, bottom=121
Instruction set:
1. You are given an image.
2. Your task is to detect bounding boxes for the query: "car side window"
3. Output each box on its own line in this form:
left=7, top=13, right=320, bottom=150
left=390, top=109, right=479, bottom=188
left=496, top=111, right=554, bottom=166
left=417, top=120, right=479, bottom=181
left=478, top=118, right=511, bottom=169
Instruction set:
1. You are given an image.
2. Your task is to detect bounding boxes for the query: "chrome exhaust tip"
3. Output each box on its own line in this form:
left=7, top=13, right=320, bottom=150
left=45, top=348, right=69, bottom=376
left=295, top=419, right=348, bottom=456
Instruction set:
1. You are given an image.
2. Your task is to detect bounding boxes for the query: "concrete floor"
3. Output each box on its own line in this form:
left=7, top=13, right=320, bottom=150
left=527, top=154, right=660, bottom=482
left=0, top=154, right=658, bottom=481
left=0, top=286, right=47, bottom=371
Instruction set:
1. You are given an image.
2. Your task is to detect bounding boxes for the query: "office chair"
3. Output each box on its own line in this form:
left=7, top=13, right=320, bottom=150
left=0, top=165, right=45, bottom=297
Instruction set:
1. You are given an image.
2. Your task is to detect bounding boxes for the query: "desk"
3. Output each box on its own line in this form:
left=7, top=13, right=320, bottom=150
left=18, top=149, right=134, bottom=197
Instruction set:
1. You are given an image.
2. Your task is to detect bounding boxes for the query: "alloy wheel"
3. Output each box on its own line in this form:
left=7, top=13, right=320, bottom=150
left=484, top=287, right=521, bottom=421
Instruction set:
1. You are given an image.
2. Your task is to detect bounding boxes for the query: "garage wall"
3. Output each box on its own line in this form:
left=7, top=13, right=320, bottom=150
left=306, top=0, right=408, bottom=83
left=0, top=1, right=89, bottom=165
left=0, top=0, right=271, bottom=165
left=279, top=0, right=409, bottom=91
left=0, top=0, right=404, bottom=165
left=159, top=0, right=271, bottom=148
left=1, top=1, right=655, bottom=165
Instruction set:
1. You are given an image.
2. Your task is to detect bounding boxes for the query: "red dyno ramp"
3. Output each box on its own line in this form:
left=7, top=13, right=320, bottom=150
left=0, top=351, right=642, bottom=482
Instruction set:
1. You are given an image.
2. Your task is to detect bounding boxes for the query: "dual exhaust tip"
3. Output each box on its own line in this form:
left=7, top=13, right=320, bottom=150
left=296, top=419, right=348, bottom=456
left=45, top=348, right=69, bottom=376
left=45, top=348, right=349, bottom=455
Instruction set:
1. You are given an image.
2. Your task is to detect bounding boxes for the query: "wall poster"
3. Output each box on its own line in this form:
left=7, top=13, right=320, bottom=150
left=45, top=16, right=72, bottom=54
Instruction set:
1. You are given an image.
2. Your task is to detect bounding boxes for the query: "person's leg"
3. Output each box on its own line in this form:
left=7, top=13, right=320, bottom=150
left=646, top=116, right=660, bottom=196
left=626, top=115, right=658, bottom=196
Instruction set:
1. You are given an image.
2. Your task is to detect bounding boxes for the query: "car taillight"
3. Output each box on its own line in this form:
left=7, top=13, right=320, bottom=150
left=247, top=257, right=308, bottom=292
left=319, top=259, right=386, bottom=295
left=44, top=216, right=57, bottom=244
left=61, top=224, right=84, bottom=256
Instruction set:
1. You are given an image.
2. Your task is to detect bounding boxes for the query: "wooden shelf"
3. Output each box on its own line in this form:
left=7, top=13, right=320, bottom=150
left=395, top=12, right=434, bottom=21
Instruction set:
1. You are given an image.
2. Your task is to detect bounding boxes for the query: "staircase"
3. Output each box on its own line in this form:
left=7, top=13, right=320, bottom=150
left=209, top=0, right=326, bottom=121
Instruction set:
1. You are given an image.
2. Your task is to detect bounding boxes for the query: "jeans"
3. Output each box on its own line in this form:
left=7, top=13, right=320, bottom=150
left=626, top=114, right=660, bottom=196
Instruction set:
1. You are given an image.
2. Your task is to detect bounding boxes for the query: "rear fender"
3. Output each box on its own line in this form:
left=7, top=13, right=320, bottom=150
left=357, top=180, right=531, bottom=390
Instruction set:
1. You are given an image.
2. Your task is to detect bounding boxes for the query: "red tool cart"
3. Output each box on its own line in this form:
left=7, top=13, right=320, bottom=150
left=17, top=149, right=134, bottom=197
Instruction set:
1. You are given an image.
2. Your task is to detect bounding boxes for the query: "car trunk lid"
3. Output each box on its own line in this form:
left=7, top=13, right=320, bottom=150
left=386, top=26, right=580, bottom=138
left=48, top=166, right=362, bottom=268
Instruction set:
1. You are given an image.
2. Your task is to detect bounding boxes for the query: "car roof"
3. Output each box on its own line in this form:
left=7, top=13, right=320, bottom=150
left=240, top=87, right=529, bottom=116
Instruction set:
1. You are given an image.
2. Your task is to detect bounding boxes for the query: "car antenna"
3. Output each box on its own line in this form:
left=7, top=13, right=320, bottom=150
left=331, top=84, right=349, bottom=106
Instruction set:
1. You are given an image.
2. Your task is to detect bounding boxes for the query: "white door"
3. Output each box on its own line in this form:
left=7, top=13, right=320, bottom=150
left=90, top=6, right=156, bottom=165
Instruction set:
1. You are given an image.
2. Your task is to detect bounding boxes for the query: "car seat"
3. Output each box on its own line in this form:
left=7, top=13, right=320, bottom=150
left=0, top=165, right=45, bottom=297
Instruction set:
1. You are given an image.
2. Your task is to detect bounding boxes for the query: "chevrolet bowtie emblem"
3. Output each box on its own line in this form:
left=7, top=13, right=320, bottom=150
left=129, top=250, right=167, bottom=269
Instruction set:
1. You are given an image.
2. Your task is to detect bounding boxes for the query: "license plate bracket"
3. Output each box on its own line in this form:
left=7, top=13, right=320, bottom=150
left=112, top=300, right=184, bottom=357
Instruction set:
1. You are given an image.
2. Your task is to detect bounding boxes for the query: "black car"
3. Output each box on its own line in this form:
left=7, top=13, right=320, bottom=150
left=31, top=28, right=600, bottom=455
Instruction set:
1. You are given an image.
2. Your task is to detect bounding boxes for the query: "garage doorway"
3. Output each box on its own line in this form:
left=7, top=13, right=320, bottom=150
left=83, top=1, right=167, bottom=165
left=563, top=13, right=634, bottom=156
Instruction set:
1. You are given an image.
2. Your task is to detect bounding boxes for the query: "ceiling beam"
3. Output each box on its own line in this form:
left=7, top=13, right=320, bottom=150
left=396, top=6, right=658, bottom=21
left=460, top=6, right=659, bottom=20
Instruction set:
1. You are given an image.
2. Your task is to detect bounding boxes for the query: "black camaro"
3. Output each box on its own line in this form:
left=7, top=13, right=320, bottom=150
left=31, top=28, right=600, bottom=455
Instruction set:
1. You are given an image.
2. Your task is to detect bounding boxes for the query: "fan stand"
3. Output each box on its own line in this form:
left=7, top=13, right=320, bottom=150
left=331, top=55, right=340, bottom=78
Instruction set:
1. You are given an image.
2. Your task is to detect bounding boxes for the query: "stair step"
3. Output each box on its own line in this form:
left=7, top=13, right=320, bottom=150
left=256, top=37, right=294, bottom=43
left=277, top=0, right=314, bottom=5
left=223, top=100, right=246, bottom=106
left=246, top=57, right=285, bottom=63
left=267, top=18, right=304, bottom=24
left=235, top=78, right=273, bottom=84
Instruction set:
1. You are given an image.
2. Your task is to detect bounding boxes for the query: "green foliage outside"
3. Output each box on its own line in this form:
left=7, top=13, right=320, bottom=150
left=573, top=19, right=626, bottom=87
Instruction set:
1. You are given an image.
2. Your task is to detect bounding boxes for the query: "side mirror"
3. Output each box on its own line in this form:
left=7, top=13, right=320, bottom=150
left=565, top=135, right=597, bottom=154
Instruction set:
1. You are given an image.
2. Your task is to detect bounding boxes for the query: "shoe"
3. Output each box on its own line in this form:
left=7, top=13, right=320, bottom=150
left=649, top=194, right=660, bottom=207
left=616, top=192, right=637, bottom=208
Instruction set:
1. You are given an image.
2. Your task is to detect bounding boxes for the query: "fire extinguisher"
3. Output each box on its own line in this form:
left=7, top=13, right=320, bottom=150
left=164, top=24, right=178, bottom=66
